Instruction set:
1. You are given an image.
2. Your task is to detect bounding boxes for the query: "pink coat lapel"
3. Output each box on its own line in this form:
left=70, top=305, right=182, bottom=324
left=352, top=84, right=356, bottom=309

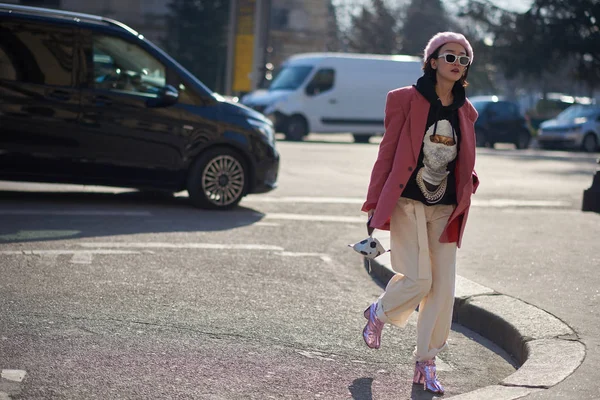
left=409, top=95, right=430, bottom=163
left=457, top=107, right=475, bottom=191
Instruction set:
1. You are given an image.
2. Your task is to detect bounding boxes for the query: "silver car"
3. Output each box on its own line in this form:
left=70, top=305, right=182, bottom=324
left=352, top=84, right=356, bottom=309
left=537, top=105, right=600, bottom=152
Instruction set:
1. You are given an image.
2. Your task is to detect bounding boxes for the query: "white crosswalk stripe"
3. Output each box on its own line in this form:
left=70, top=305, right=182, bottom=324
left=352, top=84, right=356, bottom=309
left=0, top=210, right=151, bottom=216
left=78, top=243, right=284, bottom=251
left=1, top=370, right=26, bottom=382
left=245, top=196, right=570, bottom=208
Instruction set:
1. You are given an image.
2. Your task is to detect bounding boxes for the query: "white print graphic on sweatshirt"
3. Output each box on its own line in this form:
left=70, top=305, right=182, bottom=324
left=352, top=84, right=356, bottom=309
left=420, top=119, right=458, bottom=186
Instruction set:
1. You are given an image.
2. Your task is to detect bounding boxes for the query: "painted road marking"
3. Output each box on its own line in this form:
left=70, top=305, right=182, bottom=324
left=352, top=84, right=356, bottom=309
left=275, top=252, right=333, bottom=263
left=253, top=222, right=281, bottom=227
left=79, top=243, right=284, bottom=251
left=69, top=252, right=93, bottom=264
left=76, top=244, right=334, bottom=263
left=0, top=250, right=145, bottom=265
left=473, top=199, right=569, bottom=207
left=245, top=196, right=363, bottom=204
left=0, top=210, right=151, bottom=216
left=1, top=370, right=26, bottom=382
left=265, top=213, right=364, bottom=223
left=0, top=250, right=143, bottom=256
left=245, top=196, right=570, bottom=208
left=77, top=244, right=335, bottom=263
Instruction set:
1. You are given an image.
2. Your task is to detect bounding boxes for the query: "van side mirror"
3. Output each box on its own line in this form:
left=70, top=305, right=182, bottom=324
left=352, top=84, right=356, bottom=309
left=147, top=84, right=179, bottom=108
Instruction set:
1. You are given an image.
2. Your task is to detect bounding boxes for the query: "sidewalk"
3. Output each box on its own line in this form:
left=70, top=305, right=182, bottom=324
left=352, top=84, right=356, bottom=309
left=365, top=221, right=589, bottom=400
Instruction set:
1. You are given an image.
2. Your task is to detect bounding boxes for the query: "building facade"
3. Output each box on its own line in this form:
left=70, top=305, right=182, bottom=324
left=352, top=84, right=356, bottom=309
left=268, top=0, right=334, bottom=69
left=5, top=0, right=170, bottom=44
left=5, top=0, right=337, bottom=92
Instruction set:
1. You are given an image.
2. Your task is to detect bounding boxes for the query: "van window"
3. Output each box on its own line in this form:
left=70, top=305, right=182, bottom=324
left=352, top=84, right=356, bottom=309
left=269, top=65, right=313, bottom=91
left=0, top=20, right=74, bottom=86
left=92, top=34, right=166, bottom=96
left=306, top=68, right=335, bottom=96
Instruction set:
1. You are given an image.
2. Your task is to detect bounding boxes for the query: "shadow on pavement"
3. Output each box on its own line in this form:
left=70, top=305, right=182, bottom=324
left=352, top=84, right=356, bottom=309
left=347, top=377, right=441, bottom=400
left=410, top=385, right=438, bottom=399
left=0, top=189, right=265, bottom=243
left=348, top=377, right=373, bottom=400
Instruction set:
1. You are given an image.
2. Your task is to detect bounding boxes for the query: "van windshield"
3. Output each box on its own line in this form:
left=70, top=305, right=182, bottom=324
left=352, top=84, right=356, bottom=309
left=269, top=65, right=313, bottom=91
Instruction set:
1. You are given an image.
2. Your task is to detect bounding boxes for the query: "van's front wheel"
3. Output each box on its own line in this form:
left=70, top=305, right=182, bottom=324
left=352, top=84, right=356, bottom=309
left=285, top=115, right=308, bottom=141
left=187, top=147, right=247, bottom=210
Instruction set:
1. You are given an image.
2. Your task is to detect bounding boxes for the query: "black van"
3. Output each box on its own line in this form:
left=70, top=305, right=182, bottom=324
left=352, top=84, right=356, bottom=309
left=0, top=3, right=279, bottom=210
left=470, top=96, right=531, bottom=149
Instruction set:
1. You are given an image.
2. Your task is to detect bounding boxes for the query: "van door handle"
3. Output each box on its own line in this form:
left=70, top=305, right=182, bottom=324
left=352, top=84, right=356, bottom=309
left=329, top=99, right=337, bottom=104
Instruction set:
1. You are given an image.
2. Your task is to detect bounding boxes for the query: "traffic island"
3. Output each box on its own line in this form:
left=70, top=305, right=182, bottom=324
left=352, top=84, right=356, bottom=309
left=364, top=240, right=586, bottom=400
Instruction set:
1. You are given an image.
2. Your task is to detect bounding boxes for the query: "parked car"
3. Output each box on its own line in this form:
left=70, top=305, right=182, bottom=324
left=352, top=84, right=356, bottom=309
left=0, top=3, right=279, bottom=209
left=537, top=105, right=600, bottom=152
left=241, top=52, right=423, bottom=143
left=469, top=96, right=531, bottom=149
left=526, top=93, right=594, bottom=131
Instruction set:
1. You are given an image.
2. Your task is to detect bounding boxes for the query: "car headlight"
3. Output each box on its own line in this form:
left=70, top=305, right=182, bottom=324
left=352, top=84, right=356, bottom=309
left=248, top=118, right=274, bottom=144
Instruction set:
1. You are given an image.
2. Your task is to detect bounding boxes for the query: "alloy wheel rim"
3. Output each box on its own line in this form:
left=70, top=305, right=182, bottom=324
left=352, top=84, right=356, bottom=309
left=201, top=155, right=244, bottom=206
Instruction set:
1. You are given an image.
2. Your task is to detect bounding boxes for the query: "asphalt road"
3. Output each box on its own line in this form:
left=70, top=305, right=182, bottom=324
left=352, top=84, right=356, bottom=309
left=1, top=134, right=598, bottom=399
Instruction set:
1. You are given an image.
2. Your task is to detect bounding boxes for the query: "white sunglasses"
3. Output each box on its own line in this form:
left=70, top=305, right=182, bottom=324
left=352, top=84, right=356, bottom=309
left=438, top=53, right=471, bottom=66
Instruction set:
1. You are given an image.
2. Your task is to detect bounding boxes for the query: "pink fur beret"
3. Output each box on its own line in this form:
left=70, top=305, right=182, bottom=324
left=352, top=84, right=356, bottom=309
left=423, top=32, right=473, bottom=64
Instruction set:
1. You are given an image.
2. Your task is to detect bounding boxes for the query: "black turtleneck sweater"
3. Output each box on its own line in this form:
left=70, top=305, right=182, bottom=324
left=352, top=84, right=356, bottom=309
left=401, top=75, right=465, bottom=205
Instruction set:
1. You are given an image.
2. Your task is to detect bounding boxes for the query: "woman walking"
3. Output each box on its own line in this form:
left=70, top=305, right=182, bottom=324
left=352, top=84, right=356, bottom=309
left=361, top=32, right=479, bottom=395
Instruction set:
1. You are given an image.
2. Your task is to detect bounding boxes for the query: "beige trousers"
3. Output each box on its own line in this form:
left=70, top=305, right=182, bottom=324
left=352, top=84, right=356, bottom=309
left=375, top=197, right=457, bottom=362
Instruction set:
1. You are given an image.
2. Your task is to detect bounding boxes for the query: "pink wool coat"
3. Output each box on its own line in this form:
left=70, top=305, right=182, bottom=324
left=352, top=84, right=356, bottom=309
left=362, top=86, right=479, bottom=248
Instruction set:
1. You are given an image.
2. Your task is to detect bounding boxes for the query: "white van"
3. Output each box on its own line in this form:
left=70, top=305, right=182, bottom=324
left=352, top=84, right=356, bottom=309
left=241, top=52, right=423, bottom=142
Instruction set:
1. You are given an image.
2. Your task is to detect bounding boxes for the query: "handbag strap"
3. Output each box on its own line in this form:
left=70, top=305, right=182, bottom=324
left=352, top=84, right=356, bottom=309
left=367, top=215, right=375, bottom=237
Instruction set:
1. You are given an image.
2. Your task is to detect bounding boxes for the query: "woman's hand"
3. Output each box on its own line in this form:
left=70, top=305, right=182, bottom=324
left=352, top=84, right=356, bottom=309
left=368, top=209, right=375, bottom=219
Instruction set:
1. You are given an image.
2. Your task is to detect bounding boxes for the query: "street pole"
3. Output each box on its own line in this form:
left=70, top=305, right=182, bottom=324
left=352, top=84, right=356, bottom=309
left=225, top=0, right=237, bottom=96
left=251, top=0, right=270, bottom=91
left=226, top=0, right=270, bottom=95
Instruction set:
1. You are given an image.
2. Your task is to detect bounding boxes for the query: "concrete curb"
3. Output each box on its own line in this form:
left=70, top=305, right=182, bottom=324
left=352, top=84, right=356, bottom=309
left=364, top=235, right=585, bottom=400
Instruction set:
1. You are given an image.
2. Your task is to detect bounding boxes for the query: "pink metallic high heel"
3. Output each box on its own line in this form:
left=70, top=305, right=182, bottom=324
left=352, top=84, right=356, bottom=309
left=413, top=359, right=444, bottom=394
left=362, top=303, right=384, bottom=349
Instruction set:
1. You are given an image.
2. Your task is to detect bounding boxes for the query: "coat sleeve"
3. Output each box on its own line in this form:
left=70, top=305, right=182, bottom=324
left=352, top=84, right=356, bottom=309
left=472, top=170, right=479, bottom=194
left=361, top=90, right=407, bottom=212
left=469, top=103, right=480, bottom=194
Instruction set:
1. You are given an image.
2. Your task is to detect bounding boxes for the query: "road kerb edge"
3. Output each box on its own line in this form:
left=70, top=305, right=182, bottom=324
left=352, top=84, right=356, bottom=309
left=363, top=256, right=585, bottom=400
